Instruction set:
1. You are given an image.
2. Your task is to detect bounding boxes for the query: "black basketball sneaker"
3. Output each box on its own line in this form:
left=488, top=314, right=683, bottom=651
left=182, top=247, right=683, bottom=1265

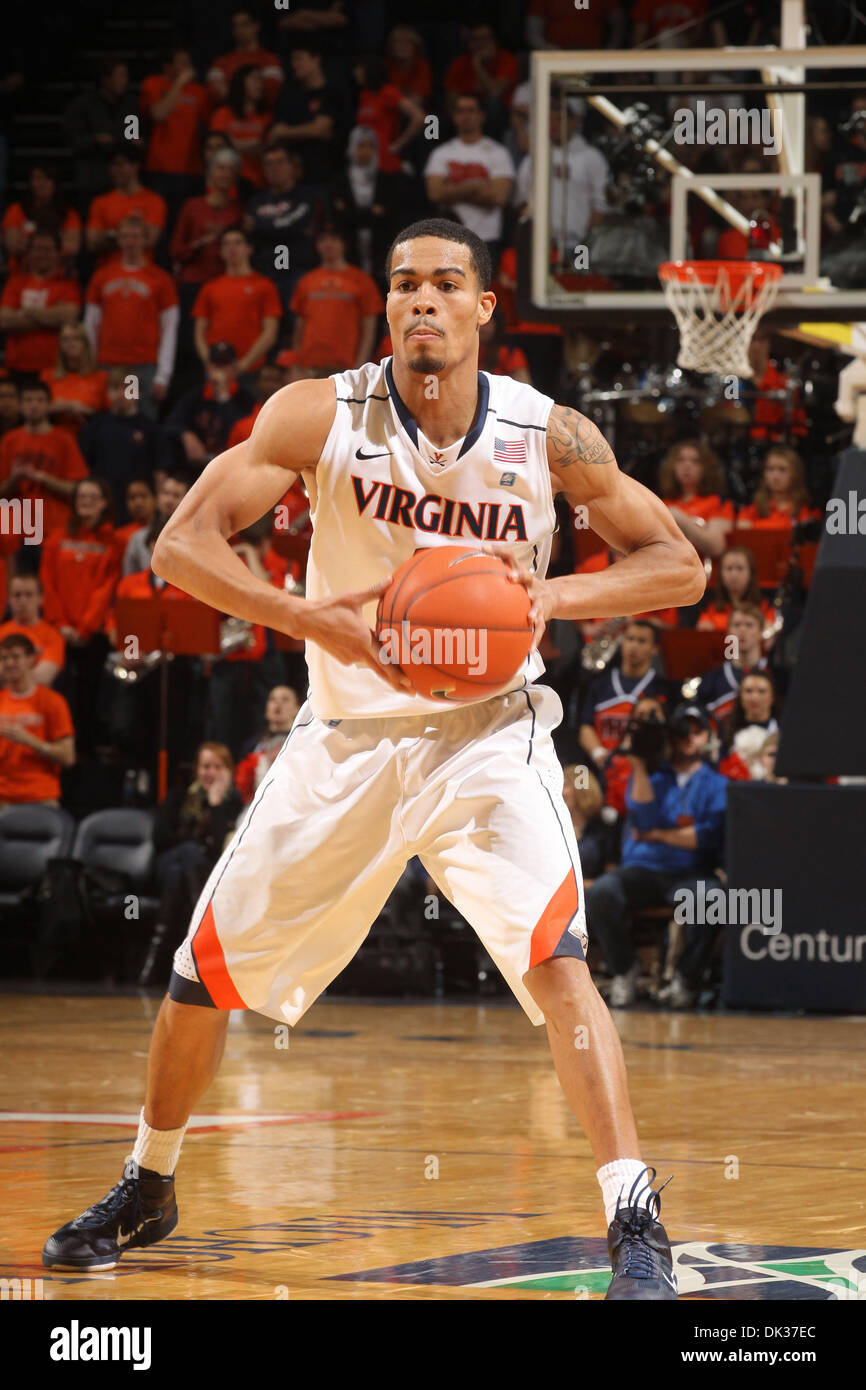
left=42, top=1159, right=177, bottom=1271
left=605, top=1166, right=678, bottom=1300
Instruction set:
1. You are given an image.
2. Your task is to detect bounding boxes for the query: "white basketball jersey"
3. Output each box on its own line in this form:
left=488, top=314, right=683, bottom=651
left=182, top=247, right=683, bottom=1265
left=302, top=356, right=557, bottom=720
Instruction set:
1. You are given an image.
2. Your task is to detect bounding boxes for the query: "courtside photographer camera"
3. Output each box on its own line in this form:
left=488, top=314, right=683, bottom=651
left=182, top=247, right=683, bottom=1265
left=616, top=704, right=669, bottom=772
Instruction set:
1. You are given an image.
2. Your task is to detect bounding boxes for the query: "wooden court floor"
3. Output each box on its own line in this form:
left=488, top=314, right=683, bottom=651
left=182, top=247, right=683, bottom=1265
left=2, top=992, right=865, bottom=1301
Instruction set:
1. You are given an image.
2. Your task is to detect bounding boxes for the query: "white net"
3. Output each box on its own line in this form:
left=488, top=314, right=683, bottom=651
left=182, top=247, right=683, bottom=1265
left=659, top=262, right=782, bottom=378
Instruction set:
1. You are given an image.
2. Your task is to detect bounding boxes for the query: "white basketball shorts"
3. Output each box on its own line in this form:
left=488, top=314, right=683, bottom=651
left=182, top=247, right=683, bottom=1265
left=169, top=682, right=588, bottom=1026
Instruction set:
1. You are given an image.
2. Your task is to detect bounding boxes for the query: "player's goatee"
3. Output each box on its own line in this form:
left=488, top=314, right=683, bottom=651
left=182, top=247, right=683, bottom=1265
left=407, top=349, right=446, bottom=373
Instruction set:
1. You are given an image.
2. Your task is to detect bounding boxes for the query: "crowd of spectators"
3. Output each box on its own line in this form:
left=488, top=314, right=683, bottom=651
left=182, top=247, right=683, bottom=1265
left=0, top=3, right=852, bottom=1003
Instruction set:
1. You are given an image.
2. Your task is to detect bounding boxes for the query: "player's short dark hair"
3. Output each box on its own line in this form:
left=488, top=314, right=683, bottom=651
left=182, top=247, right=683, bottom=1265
left=0, top=633, right=37, bottom=657
left=384, top=218, right=492, bottom=293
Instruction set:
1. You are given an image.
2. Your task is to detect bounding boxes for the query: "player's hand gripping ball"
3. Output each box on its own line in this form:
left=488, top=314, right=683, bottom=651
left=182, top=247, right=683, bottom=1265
left=375, top=545, right=533, bottom=701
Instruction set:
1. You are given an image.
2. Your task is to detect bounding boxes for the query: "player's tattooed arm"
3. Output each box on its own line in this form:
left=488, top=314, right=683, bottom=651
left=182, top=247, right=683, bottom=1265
left=546, top=404, right=617, bottom=472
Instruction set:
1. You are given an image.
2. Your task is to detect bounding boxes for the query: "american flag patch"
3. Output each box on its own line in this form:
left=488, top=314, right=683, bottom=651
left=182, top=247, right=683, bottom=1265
left=493, top=436, right=526, bottom=465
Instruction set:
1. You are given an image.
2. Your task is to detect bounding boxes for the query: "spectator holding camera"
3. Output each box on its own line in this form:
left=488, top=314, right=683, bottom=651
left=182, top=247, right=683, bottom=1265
left=585, top=704, right=728, bottom=1008
left=0, top=632, right=75, bottom=808
left=578, top=619, right=672, bottom=770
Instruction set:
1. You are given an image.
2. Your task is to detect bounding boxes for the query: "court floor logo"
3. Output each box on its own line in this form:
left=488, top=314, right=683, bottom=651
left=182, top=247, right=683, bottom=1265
left=329, top=1238, right=866, bottom=1299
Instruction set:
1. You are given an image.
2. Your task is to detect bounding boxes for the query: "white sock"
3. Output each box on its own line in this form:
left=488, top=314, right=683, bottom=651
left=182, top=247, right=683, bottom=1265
left=131, top=1108, right=187, bottom=1177
left=597, top=1158, right=655, bottom=1227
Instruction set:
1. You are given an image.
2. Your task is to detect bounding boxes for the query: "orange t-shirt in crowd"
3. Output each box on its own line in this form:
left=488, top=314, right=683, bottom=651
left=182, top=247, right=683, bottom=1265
left=750, top=362, right=808, bottom=440
left=0, top=204, right=82, bottom=274
left=494, top=245, right=563, bottom=338
left=85, top=261, right=179, bottom=365
left=226, top=403, right=261, bottom=448
left=41, top=369, right=109, bottom=435
left=0, top=273, right=81, bottom=372
left=86, top=188, right=168, bottom=261
left=290, top=266, right=384, bottom=368
left=207, top=48, right=284, bottom=107
left=528, top=0, right=610, bottom=47
left=444, top=48, right=519, bottom=103
left=665, top=494, right=735, bottom=523
left=115, top=520, right=148, bottom=551
left=698, top=600, right=776, bottom=633
left=40, top=524, right=122, bottom=641
left=386, top=56, right=432, bottom=103
left=0, top=683, right=74, bottom=802
left=0, top=618, right=65, bottom=671
left=0, top=425, right=88, bottom=537
left=735, top=501, right=821, bottom=530
left=140, top=75, right=210, bottom=175
left=356, top=85, right=405, bottom=175
left=192, top=273, right=282, bottom=368
left=209, top=107, right=272, bottom=187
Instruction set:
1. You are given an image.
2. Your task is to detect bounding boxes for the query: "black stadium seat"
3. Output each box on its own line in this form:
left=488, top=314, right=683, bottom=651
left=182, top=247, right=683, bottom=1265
left=71, top=809, right=161, bottom=981
left=0, top=805, right=75, bottom=911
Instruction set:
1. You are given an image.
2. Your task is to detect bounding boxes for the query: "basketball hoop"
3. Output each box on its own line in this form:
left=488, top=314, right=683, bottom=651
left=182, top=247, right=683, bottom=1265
left=658, top=261, right=783, bottom=378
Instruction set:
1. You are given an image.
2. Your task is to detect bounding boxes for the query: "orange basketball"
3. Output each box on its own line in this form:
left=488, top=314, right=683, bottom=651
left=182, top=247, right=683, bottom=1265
left=376, top=545, right=533, bottom=702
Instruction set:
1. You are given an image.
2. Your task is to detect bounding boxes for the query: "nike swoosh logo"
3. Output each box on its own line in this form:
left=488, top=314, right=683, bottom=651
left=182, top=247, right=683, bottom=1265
left=116, top=1210, right=166, bottom=1248
left=355, top=448, right=391, bottom=460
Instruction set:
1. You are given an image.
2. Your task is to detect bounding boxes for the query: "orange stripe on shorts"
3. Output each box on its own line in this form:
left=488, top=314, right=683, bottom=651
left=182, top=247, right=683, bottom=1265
left=192, top=901, right=247, bottom=1010
left=529, top=870, right=578, bottom=969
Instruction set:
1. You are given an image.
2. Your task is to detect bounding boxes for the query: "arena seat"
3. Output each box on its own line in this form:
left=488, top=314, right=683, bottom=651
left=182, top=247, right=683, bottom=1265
left=657, top=627, right=727, bottom=681
left=0, top=805, right=75, bottom=911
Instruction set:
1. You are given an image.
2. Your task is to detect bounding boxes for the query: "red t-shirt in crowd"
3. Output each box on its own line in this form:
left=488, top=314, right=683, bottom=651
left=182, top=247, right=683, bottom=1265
left=41, top=369, right=109, bottom=436
left=0, top=204, right=82, bottom=274
left=735, top=501, right=821, bottom=530
left=0, top=618, right=65, bottom=672
left=444, top=48, right=519, bottom=103
left=192, top=273, right=282, bottom=368
left=356, top=85, right=405, bottom=175
left=0, top=273, right=81, bottom=372
left=0, top=425, right=88, bottom=537
left=386, top=56, right=432, bottom=103
left=207, top=48, right=284, bottom=107
left=140, top=75, right=210, bottom=175
left=290, top=266, right=384, bottom=368
left=0, top=683, right=74, bottom=802
left=85, top=261, right=179, bottom=365
left=664, top=494, right=735, bottom=523
left=86, top=188, right=168, bottom=262
left=226, top=403, right=261, bottom=448
left=169, top=196, right=243, bottom=284
left=40, top=523, right=123, bottom=640
left=629, top=0, right=707, bottom=36
left=209, top=107, right=272, bottom=187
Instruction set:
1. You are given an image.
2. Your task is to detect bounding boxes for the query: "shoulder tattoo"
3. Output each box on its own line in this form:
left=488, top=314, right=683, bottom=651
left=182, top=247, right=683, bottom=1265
left=547, top=404, right=616, bottom=470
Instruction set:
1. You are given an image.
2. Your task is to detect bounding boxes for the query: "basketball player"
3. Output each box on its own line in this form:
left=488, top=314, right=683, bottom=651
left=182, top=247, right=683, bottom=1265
left=43, top=219, right=705, bottom=1299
